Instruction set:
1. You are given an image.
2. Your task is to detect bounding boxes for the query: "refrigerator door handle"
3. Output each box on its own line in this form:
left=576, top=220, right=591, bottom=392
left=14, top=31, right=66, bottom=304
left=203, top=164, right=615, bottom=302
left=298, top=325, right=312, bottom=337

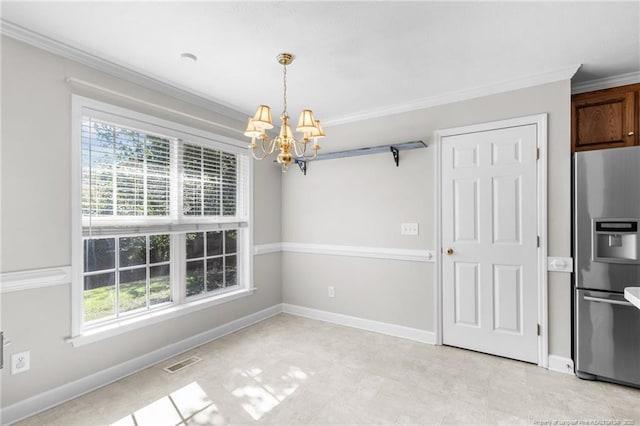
left=583, top=295, right=634, bottom=307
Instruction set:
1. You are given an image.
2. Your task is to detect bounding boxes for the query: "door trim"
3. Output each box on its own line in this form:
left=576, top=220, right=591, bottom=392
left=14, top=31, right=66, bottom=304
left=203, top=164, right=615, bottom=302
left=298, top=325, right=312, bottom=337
left=434, top=114, right=548, bottom=367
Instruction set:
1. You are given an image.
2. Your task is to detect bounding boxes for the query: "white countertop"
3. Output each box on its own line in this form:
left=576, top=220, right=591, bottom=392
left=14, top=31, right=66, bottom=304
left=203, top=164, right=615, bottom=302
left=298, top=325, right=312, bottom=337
left=624, top=287, right=640, bottom=310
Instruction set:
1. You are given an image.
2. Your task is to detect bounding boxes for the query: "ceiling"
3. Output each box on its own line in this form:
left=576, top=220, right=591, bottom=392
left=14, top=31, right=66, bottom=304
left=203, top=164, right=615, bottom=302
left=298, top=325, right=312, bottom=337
left=2, top=1, right=639, bottom=125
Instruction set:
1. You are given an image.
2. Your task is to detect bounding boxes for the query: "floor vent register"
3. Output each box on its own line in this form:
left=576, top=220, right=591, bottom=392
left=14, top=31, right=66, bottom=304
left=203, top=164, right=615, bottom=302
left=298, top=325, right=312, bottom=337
left=163, top=356, right=202, bottom=374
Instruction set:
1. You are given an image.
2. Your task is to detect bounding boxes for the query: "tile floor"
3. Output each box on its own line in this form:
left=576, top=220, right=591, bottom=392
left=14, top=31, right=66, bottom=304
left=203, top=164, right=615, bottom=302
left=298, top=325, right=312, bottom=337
left=15, top=314, right=640, bottom=425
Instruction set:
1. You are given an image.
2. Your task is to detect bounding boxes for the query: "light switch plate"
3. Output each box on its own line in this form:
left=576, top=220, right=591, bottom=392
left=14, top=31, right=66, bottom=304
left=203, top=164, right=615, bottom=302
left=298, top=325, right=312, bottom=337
left=400, top=223, right=419, bottom=236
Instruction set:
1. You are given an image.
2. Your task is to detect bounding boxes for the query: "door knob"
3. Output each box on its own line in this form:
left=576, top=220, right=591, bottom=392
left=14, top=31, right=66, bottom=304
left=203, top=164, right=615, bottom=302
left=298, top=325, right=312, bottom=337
left=628, top=131, right=635, bottom=136
left=445, top=247, right=454, bottom=255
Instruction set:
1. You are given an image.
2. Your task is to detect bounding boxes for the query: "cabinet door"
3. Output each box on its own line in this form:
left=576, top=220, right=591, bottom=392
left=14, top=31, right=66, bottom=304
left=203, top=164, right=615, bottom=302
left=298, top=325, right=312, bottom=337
left=572, top=90, right=636, bottom=152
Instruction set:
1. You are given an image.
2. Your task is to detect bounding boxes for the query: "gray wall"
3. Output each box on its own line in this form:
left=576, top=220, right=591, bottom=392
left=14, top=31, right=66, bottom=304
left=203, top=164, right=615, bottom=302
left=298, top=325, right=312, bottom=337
left=282, top=80, right=572, bottom=359
left=0, top=37, right=282, bottom=407
left=1, top=33, right=574, bottom=411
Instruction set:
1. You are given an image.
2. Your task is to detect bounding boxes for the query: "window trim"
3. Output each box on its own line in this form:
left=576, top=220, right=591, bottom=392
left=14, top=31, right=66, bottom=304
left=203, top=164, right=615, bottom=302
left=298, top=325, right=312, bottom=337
left=66, top=287, right=256, bottom=347
left=71, top=95, right=254, bottom=344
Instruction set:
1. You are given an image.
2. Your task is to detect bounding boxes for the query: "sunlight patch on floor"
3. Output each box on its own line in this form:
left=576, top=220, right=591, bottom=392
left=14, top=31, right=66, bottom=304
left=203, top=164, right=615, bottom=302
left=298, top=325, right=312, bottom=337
left=110, top=382, right=223, bottom=426
left=231, top=365, right=310, bottom=420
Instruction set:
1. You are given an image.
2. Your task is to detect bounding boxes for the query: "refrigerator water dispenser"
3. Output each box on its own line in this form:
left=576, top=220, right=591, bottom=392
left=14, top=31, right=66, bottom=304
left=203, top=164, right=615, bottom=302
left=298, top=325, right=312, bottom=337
left=593, top=219, right=640, bottom=263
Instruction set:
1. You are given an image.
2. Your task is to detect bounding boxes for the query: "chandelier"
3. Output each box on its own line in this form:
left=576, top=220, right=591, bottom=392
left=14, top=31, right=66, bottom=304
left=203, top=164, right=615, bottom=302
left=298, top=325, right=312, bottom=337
left=244, top=53, right=325, bottom=172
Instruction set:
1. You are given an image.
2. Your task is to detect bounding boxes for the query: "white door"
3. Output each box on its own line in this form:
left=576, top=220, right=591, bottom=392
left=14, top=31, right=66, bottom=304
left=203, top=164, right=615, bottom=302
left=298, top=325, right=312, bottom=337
left=441, top=123, right=539, bottom=363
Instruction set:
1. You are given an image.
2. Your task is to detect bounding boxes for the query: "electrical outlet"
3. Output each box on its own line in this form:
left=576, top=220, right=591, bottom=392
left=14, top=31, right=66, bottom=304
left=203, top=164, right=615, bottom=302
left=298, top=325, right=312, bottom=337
left=12, top=350, right=30, bottom=375
left=400, top=223, right=419, bottom=236
left=328, top=286, right=335, bottom=298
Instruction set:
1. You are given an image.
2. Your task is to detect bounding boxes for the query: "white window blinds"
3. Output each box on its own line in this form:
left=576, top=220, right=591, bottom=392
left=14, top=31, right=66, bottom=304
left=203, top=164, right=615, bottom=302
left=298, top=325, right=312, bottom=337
left=82, top=117, right=248, bottom=236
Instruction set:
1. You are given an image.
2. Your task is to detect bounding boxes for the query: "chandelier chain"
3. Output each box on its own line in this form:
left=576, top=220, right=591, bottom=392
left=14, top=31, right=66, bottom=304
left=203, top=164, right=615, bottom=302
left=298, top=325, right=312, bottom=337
left=282, top=64, right=288, bottom=117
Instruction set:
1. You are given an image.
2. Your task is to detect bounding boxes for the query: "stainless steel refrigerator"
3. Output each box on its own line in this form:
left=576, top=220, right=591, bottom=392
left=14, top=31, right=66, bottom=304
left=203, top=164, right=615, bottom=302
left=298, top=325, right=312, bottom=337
left=574, top=145, right=640, bottom=387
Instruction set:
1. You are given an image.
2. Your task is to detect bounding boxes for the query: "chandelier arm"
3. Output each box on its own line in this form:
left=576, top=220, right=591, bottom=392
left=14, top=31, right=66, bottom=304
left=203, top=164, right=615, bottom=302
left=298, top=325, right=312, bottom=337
left=293, top=139, right=319, bottom=161
left=250, top=143, right=270, bottom=161
left=299, top=148, right=318, bottom=161
left=249, top=136, right=277, bottom=161
left=292, top=138, right=306, bottom=158
left=264, top=137, right=277, bottom=155
left=265, top=136, right=280, bottom=155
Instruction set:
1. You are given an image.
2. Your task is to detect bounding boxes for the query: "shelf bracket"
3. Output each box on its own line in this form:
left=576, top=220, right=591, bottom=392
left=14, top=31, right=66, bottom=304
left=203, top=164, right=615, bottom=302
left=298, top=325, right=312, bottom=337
left=295, top=159, right=307, bottom=175
left=390, top=146, right=400, bottom=167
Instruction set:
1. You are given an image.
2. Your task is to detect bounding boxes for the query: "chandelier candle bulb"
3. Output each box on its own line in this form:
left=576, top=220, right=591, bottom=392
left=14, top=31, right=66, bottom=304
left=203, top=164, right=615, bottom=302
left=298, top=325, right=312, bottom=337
left=245, top=52, right=326, bottom=173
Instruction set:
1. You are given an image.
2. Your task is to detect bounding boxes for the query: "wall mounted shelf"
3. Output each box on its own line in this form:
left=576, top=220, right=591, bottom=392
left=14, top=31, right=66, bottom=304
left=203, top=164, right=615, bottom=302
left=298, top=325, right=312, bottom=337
left=293, top=140, right=427, bottom=175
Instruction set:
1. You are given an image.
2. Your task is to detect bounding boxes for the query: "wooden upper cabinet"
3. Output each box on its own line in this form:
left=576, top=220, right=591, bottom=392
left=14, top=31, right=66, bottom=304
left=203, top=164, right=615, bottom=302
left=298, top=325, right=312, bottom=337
left=571, top=83, right=639, bottom=152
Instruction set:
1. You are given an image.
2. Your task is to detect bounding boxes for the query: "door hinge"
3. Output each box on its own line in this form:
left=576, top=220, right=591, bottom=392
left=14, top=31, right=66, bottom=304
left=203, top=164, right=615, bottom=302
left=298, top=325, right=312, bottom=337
left=537, top=236, right=540, bottom=247
left=536, top=148, right=540, bottom=160
left=537, top=324, right=541, bottom=336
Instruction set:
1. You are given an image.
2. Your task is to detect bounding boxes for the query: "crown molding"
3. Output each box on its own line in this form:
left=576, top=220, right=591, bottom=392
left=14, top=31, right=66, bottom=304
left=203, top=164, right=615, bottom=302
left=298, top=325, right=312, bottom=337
left=323, top=64, right=581, bottom=127
left=0, top=19, right=248, bottom=123
left=8, top=19, right=624, bottom=126
left=571, top=71, right=640, bottom=95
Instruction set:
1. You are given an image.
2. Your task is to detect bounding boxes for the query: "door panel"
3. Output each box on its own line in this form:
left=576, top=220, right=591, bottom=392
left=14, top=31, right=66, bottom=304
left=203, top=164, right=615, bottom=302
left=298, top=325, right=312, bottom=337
left=492, top=176, right=521, bottom=244
left=491, top=138, right=521, bottom=165
left=493, top=264, right=522, bottom=334
left=454, top=262, right=480, bottom=326
left=454, top=179, right=479, bottom=242
left=442, top=124, right=538, bottom=363
left=453, top=144, right=479, bottom=168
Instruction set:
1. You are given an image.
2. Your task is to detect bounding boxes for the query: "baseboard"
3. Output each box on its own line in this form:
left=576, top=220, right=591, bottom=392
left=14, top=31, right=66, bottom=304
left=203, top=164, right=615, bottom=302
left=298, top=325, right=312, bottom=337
left=548, top=355, right=575, bottom=375
left=0, top=304, right=283, bottom=426
left=282, top=303, right=436, bottom=345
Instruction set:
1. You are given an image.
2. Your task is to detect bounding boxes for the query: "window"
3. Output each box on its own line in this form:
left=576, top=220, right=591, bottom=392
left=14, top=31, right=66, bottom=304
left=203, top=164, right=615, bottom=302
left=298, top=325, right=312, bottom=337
left=185, top=231, right=238, bottom=297
left=82, top=235, right=171, bottom=322
left=71, top=96, right=251, bottom=342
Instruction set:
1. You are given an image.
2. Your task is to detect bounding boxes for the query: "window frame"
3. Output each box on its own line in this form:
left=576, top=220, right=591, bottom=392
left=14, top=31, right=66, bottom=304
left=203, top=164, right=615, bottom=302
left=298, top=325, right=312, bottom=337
left=70, top=95, right=253, bottom=346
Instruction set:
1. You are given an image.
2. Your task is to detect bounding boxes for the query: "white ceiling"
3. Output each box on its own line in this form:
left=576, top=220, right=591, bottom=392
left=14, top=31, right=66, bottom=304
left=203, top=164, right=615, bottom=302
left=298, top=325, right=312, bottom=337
left=2, top=1, right=639, bottom=125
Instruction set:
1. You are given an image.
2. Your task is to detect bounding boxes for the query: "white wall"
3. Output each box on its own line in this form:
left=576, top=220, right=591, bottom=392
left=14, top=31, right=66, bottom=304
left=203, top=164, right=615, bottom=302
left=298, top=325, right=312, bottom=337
left=282, top=80, right=572, bottom=359
left=0, top=37, right=282, bottom=408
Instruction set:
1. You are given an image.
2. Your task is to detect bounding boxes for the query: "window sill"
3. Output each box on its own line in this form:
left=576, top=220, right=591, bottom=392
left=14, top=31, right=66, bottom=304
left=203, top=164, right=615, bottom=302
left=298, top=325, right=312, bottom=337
left=66, top=287, right=255, bottom=347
